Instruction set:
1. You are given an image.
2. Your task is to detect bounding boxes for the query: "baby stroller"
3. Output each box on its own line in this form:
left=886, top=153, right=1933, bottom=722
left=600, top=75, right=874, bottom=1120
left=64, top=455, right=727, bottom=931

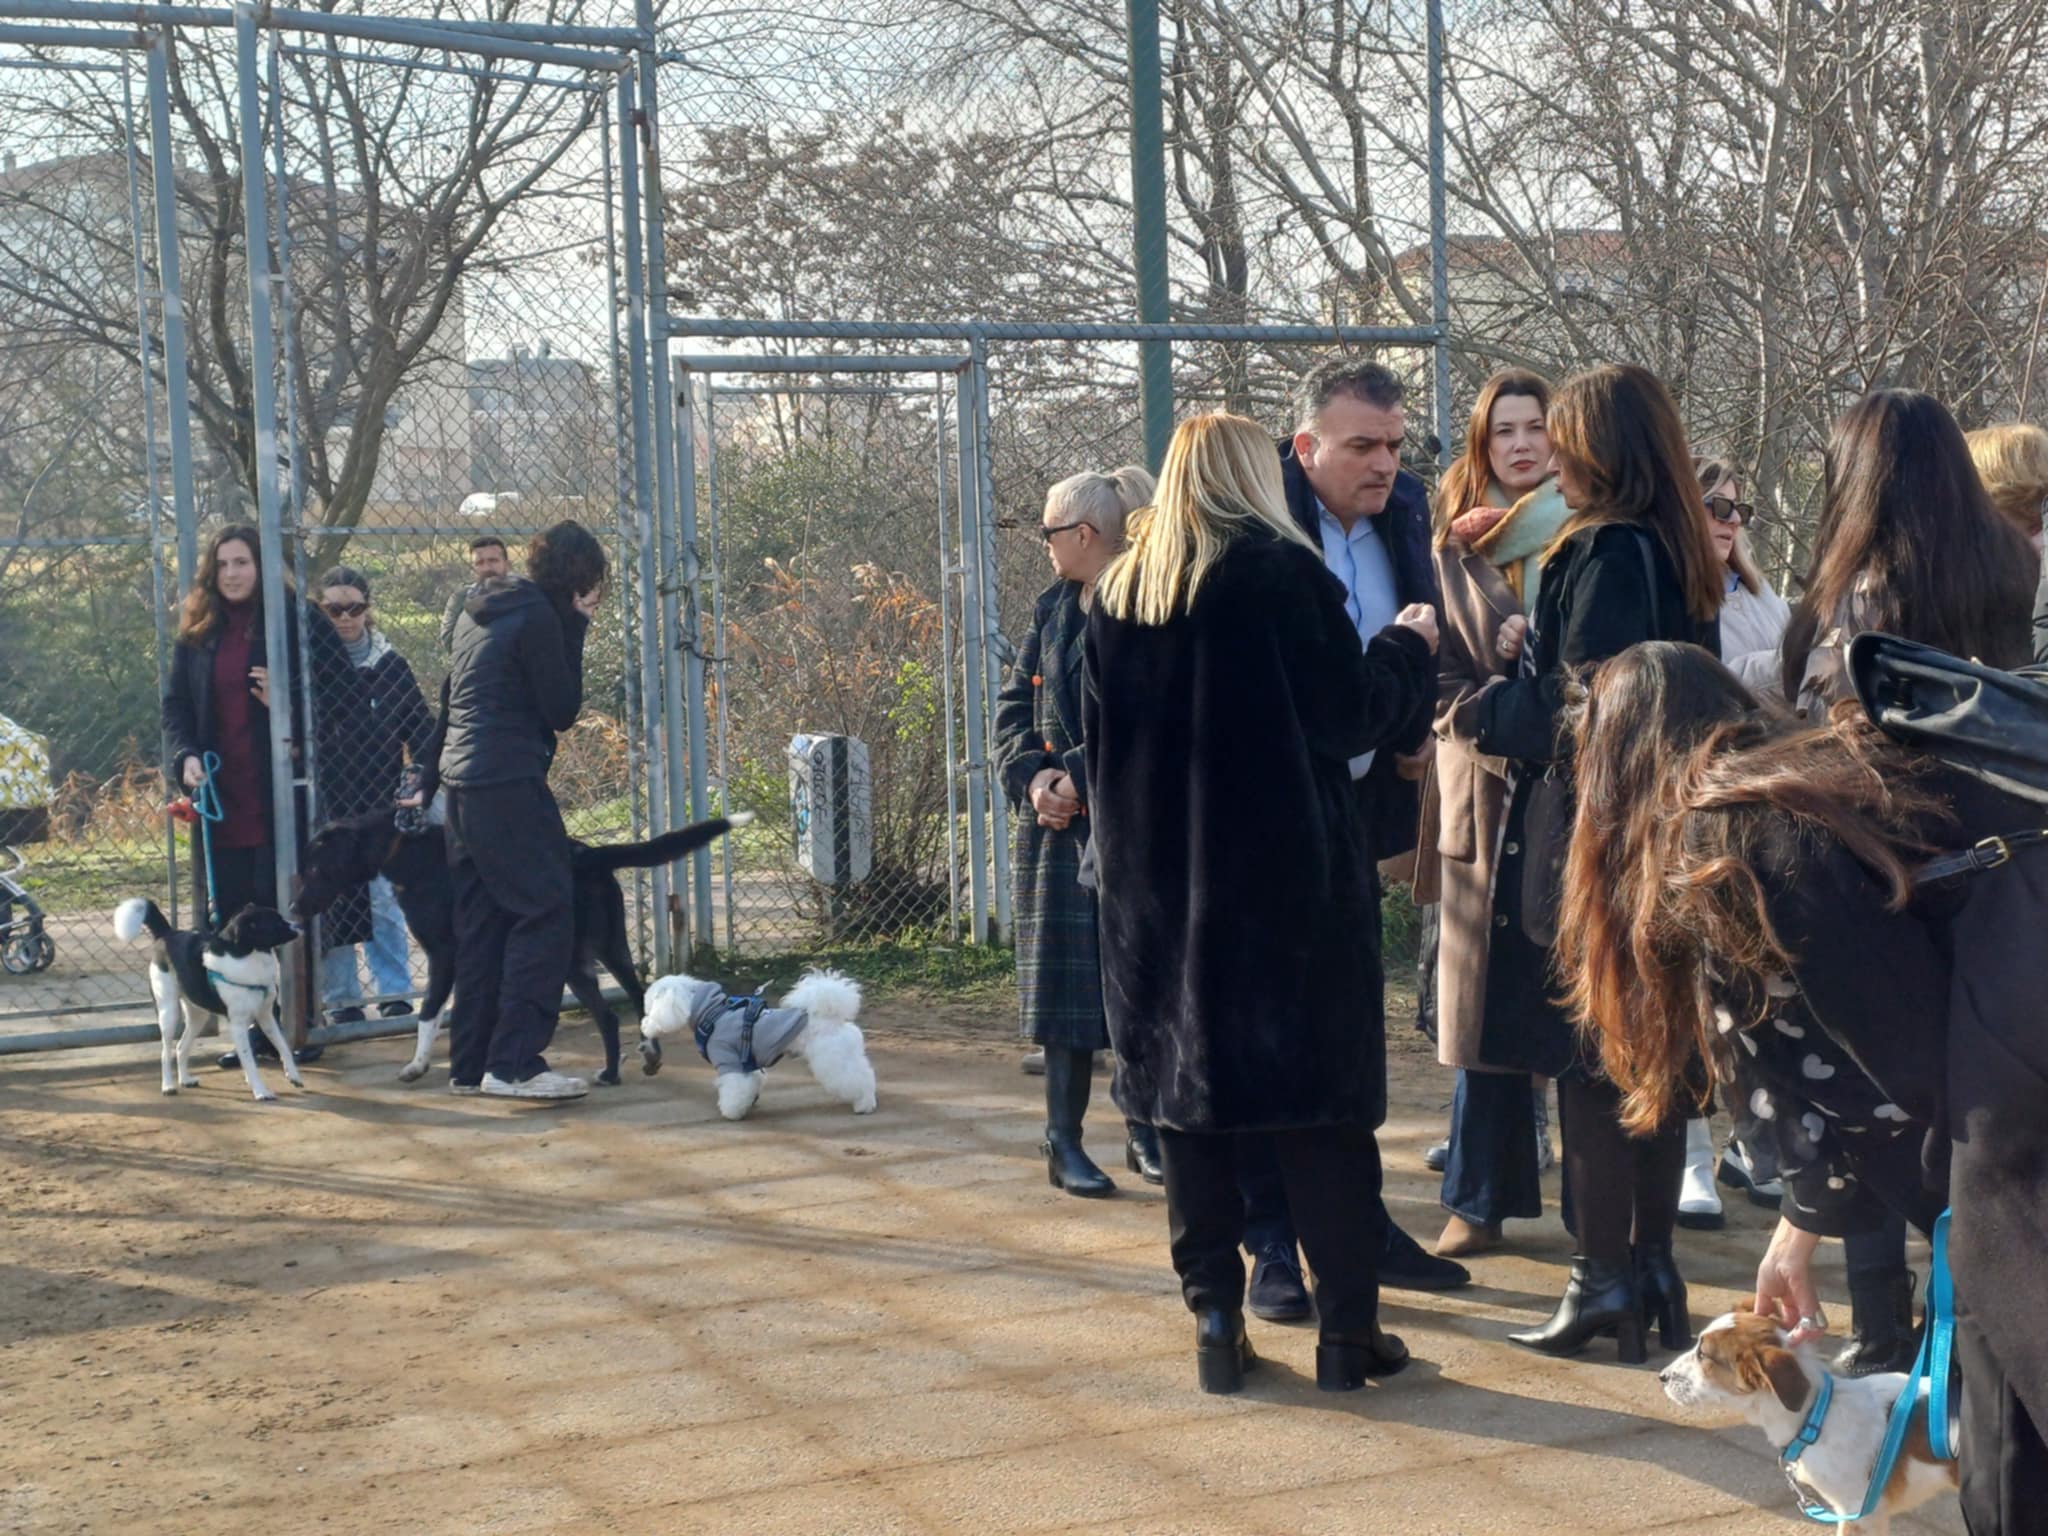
left=0, top=715, right=56, bottom=976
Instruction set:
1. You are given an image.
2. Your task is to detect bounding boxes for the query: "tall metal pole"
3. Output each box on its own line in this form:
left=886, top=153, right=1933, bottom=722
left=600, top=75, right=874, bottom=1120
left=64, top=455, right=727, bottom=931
left=145, top=29, right=198, bottom=588
left=235, top=1, right=302, bottom=1029
left=1426, top=0, right=1454, bottom=466
left=634, top=0, right=711, bottom=953
left=1125, top=0, right=1173, bottom=471
left=953, top=373, right=991, bottom=944
left=613, top=64, right=672, bottom=972
left=967, top=342, right=1011, bottom=942
left=933, top=373, right=960, bottom=939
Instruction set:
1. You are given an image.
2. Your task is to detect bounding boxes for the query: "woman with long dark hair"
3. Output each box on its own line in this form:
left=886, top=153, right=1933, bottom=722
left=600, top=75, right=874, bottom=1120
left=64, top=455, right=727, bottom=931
left=1773, top=391, right=2034, bottom=1377
left=1456, top=364, right=1722, bottom=1361
left=1426, top=368, right=1563, bottom=1257
left=1085, top=412, right=1438, bottom=1394
left=1563, top=640, right=2048, bottom=1535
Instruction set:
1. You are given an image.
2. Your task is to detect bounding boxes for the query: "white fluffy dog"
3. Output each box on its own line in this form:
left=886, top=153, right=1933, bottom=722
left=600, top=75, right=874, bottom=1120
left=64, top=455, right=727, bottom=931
left=639, top=969, right=877, bottom=1120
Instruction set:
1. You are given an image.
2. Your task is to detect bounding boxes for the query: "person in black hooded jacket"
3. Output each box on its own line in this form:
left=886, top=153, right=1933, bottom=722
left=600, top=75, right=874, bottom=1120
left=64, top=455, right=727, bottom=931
left=415, top=520, right=606, bottom=1100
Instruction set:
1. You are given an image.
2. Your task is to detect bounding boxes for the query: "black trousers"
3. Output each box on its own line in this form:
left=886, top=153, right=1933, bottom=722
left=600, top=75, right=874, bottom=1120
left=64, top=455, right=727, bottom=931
left=203, top=843, right=278, bottom=925
left=444, top=779, right=573, bottom=1085
left=1958, top=1311, right=2048, bottom=1536
left=1557, top=1071, right=1684, bottom=1265
left=1161, top=1123, right=1387, bottom=1336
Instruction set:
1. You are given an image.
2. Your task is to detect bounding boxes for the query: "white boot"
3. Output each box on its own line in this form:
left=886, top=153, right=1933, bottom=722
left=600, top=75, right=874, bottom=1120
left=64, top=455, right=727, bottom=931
left=1677, top=1116, right=1724, bottom=1229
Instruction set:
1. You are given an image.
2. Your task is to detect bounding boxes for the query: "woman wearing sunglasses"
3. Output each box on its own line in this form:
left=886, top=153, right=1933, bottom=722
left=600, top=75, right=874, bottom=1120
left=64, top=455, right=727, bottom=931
left=314, top=565, right=436, bottom=1028
left=1694, top=456, right=1789, bottom=694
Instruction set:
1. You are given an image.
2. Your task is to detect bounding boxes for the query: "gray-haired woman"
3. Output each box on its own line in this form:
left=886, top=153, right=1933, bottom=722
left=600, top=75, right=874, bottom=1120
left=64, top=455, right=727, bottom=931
left=995, top=467, right=1157, bottom=1196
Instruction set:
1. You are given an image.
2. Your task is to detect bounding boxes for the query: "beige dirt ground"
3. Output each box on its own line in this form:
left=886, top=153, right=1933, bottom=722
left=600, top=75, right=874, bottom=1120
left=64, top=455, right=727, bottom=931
left=0, top=994, right=1963, bottom=1536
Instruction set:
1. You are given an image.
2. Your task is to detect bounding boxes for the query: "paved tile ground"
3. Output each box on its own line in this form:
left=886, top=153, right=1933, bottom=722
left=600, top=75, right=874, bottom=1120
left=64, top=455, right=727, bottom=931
left=0, top=998, right=1962, bottom=1535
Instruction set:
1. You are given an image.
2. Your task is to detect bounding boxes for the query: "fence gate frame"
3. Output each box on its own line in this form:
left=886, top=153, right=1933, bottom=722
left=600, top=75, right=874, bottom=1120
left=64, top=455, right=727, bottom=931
left=673, top=351, right=1002, bottom=947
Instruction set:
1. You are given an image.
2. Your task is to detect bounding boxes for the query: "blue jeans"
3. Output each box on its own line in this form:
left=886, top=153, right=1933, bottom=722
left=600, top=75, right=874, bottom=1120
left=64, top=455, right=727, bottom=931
left=1441, top=1068, right=1543, bottom=1227
left=320, top=876, right=412, bottom=1006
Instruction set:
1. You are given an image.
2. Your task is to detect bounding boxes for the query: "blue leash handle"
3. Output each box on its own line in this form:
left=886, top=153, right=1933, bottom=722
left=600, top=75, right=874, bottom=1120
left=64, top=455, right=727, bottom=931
left=1797, top=1208, right=1955, bottom=1523
left=190, top=751, right=223, bottom=929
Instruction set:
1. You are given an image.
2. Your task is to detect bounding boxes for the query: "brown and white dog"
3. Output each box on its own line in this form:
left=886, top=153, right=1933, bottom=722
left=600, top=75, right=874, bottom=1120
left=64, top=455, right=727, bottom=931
left=1661, top=1307, right=1956, bottom=1532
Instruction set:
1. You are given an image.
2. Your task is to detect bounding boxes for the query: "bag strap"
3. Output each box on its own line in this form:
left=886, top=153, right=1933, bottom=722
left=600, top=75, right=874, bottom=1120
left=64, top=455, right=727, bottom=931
left=1913, top=829, right=2048, bottom=886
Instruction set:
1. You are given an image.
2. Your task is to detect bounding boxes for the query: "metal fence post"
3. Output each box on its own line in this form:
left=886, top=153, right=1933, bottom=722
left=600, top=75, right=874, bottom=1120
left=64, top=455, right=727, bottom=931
left=145, top=27, right=198, bottom=589
left=614, top=63, right=673, bottom=973
left=953, top=368, right=991, bottom=944
left=235, top=0, right=304, bottom=1034
left=1426, top=0, right=1454, bottom=466
left=1125, top=0, right=1174, bottom=472
left=968, top=344, right=1011, bottom=942
left=933, top=372, right=961, bottom=939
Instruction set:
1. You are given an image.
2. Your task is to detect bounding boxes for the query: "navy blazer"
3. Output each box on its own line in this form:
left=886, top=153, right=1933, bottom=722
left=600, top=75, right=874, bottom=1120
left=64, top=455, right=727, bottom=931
left=1278, top=439, right=1441, bottom=861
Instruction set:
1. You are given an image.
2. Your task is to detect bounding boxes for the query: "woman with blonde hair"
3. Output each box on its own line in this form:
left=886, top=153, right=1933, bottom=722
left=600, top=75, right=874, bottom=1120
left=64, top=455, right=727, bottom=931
left=1967, top=422, right=2048, bottom=551
left=1084, top=412, right=1438, bottom=1394
left=1426, top=368, right=1564, bottom=1259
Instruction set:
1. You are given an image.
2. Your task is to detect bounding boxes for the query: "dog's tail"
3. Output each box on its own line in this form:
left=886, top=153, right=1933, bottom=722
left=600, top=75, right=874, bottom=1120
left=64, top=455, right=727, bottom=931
left=113, top=897, right=171, bottom=945
left=782, top=969, right=862, bottom=1027
left=571, top=812, right=753, bottom=875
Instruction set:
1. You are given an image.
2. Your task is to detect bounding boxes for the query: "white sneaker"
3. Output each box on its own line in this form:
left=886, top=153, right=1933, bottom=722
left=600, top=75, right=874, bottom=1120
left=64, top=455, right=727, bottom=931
left=1677, top=1116, right=1725, bottom=1228
left=448, top=1078, right=481, bottom=1097
left=480, top=1070, right=589, bottom=1101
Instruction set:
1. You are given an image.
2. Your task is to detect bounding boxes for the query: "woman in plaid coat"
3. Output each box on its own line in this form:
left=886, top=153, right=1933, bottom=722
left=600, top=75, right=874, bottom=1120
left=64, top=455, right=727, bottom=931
left=996, top=468, right=1162, bottom=1198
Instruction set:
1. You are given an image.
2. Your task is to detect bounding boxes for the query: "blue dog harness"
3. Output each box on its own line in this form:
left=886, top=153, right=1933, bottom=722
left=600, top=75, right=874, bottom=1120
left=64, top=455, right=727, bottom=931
left=1785, top=1209, right=1956, bottom=1522
left=696, top=994, right=769, bottom=1072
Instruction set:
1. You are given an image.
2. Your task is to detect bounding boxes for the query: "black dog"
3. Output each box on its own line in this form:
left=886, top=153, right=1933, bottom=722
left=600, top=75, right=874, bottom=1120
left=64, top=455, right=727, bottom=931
left=114, top=898, right=304, bottom=1102
left=293, top=811, right=745, bottom=1085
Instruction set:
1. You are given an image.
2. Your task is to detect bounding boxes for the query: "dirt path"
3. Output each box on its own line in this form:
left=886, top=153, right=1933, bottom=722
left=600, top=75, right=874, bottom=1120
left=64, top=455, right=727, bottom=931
left=0, top=997, right=1961, bottom=1535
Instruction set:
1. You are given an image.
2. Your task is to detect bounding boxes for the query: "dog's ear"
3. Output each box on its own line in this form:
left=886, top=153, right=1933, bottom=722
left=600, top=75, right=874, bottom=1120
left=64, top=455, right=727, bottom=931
left=1736, top=1343, right=1810, bottom=1413
left=1733, top=1299, right=1756, bottom=1316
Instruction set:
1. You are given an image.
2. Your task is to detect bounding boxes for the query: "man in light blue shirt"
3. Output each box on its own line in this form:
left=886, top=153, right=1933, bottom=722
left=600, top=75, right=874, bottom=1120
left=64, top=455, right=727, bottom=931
left=1317, top=503, right=1405, bottom=779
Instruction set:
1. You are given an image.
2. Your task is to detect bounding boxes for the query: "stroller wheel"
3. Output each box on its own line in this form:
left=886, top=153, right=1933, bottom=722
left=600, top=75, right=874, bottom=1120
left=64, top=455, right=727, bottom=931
left=2, top=936, right=36, bottom=975
left=31, top=933, right=54, bottom=971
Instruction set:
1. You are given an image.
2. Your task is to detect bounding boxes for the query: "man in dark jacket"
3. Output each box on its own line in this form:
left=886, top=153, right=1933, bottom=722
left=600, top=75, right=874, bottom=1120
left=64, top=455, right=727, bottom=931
left=417, top=520, right=606, bottom=1100
left=439, top=535, right=510, bottom=654
left=1238, top=359, right=1467, bottom=1322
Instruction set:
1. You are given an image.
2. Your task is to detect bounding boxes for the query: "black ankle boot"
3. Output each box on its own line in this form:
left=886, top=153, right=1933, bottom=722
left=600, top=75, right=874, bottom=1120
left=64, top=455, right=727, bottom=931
left=1315, top=1323, right=1410, bottom=1390
left=1124, top=1120, right=1164, bottom=1185
left=1837, top=1269, right=1920, bottom=1377
left=1041, top=1047, right=1114, bottom=1198
left=1509, top=1255, right=1646, bottom=1363
left=1632, top=1241, right=1693, bottom=1350
left=1195, top=1306, right=1256, bottom=1394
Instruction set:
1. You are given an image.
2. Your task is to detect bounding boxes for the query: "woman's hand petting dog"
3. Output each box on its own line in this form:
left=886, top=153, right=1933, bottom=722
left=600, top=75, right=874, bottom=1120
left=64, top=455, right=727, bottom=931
left=1754, top=1217, right=1828, bottom=1344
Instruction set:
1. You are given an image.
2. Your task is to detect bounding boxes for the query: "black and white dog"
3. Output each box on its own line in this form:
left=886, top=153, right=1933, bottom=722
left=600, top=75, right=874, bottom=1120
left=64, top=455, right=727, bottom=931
left=292, top=810, right=748, bottom=1085
left=114, top=898, right=303, bottom=1102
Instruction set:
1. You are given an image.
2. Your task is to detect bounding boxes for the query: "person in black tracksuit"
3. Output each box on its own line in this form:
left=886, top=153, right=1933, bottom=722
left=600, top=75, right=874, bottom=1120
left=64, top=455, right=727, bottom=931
left=416, top=520, right=606, bottom=1099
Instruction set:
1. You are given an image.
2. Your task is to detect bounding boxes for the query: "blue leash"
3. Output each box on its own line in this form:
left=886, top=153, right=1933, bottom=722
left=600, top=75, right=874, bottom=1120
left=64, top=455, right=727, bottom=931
left=1788, top=1209, right=1955, bottom=1523
left=190, top=750, right=223, bottom=929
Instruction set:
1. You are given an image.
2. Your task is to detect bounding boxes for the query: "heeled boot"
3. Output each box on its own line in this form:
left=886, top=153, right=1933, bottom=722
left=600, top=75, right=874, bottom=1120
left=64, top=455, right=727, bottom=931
left=1837, top=1270, right=1920, bottom=1377
left=1509, top=1255, right=1647, bottom=1363
left=1195, top=1305, right=1256, bottom=1394
left=1316, top=1323, right=1410, bottom=1390
left=1124, top=1119, right=1164, bottom=1185
left=1632, top=1240, right=1693, bottom=1349
left=1041, top=1046, right=1114, bottom=1198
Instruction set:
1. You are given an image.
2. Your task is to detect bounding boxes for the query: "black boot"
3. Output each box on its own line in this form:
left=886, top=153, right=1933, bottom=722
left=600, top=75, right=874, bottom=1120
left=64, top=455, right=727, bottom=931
left=1124, top=1120, right=1164, bottom=1185
left=1316, top=1324, right=1410, bottom=1390
left=1836, top=1270, right=1920, bottom=1377
left=1195, top=1306, right=1256, bottom=1394
left=1509, top=1255, right=1647, bottom=1363
left=1041, top=1047, right=1114, bottom=1198
left=1632, top=1241, right=1693, bottom=1350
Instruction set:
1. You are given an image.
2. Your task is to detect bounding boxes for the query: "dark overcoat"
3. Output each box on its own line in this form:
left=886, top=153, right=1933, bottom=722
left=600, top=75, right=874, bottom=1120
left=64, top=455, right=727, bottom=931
left=1083, top=529, right=1434, bottom=1133
left=162, top=595, right=358, bottom=927
left=1278, top=443, right=1439, bottom=862
left=994, top=580, right=1107, bottom=1050
left=316, top=635, right=436, bottom=949
left=1462, top=522, right=1716, bottom=1076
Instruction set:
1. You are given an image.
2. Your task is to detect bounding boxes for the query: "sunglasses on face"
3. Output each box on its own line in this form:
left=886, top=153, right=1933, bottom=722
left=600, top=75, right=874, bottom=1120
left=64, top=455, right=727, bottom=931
left=1039, top=521, right=1090, bottom=543
left=1705, top=495, right=1754, bottom=526
left=324, top=601, right=369, bottom=619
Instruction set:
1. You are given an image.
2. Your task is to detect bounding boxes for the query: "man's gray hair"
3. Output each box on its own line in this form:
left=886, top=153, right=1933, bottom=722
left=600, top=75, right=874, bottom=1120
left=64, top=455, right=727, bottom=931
left=1293, top=357, right=1407, bottom=435
left=1047, top=471, right=1129, bottom=544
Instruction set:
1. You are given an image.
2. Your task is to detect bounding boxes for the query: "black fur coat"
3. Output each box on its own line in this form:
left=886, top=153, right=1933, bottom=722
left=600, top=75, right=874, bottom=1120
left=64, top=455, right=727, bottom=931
left=1083, top=530, right=1434, bottom=1133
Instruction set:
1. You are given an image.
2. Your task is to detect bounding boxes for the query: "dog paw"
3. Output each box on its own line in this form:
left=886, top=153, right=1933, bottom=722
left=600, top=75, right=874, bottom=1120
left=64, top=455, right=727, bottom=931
left=398, top=1060, right=429, bottom=1083
left=253, top=1090, right=278, bottom=1103
left=595, top=1067, right=621, bottom=1087
left=638, top=1040, right=663, bottom=1076
left=181, top=1075, right=201, bottom=1089
left=285, top=1075, right=304, bottom=1090
left=161, top=1084, right=179, bottom=1096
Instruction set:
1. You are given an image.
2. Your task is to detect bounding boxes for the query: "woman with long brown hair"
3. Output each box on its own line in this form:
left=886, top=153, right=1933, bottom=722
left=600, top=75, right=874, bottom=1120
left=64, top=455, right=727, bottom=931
left=1085, top=412, right=1438, bottom=1394
left=1774, top=390, right=2035, bottom=1378
left=1562, top=640, right=2048, bottom=1535
left=1426, top=368, right=1564, bottom=1258
left=1455, top=363, right=1722, bottom=1361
